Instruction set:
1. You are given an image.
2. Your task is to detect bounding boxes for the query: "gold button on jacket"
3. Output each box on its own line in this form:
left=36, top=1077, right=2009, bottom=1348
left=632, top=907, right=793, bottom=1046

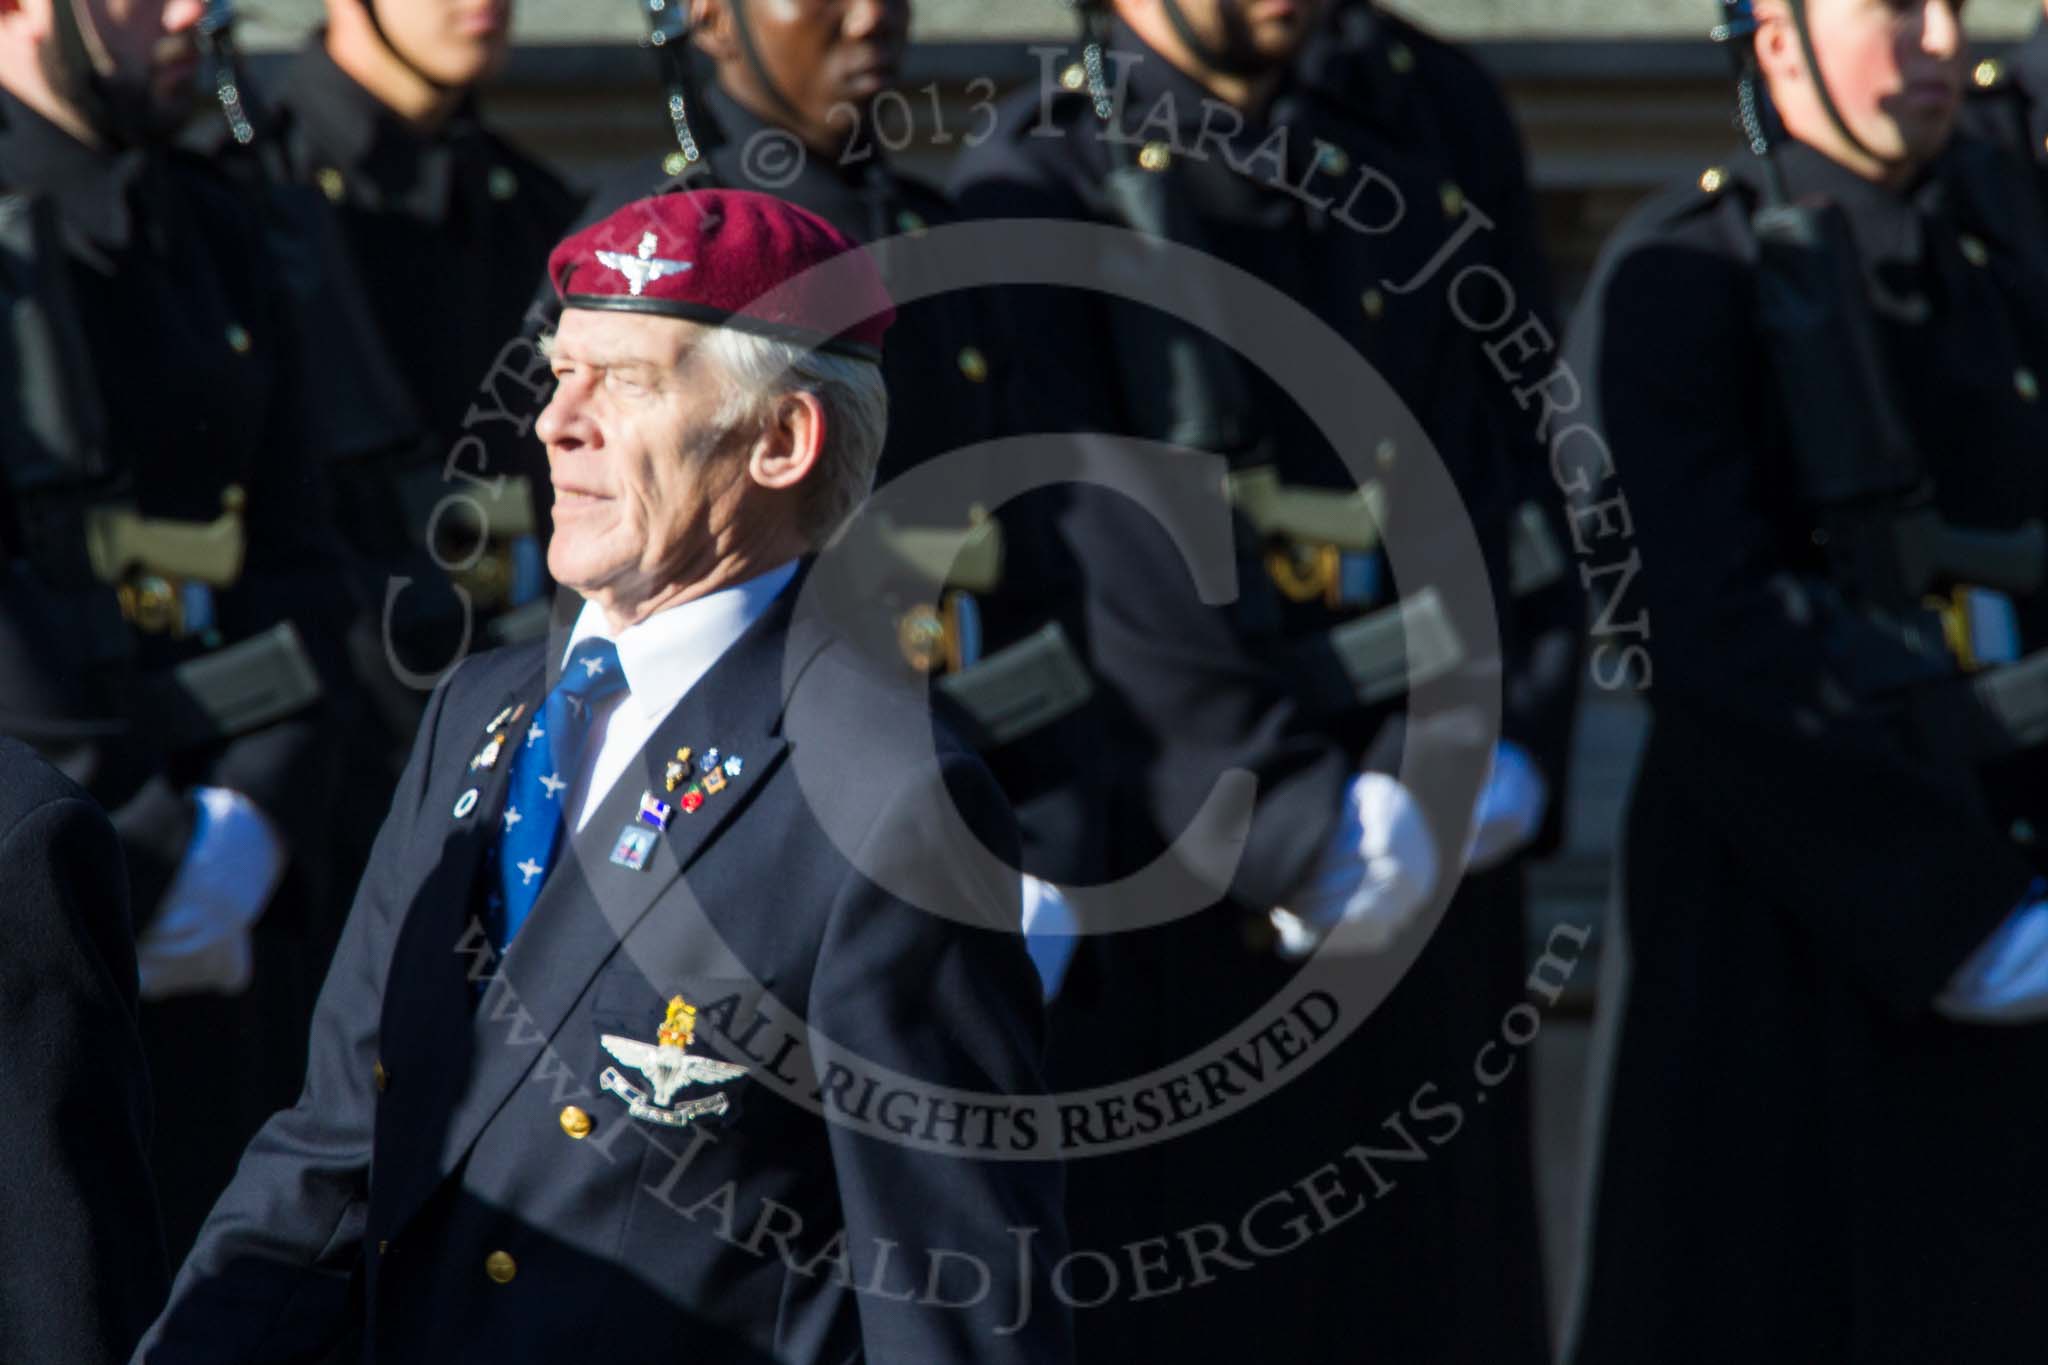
left=484, top=1251, right=517, bottom=1284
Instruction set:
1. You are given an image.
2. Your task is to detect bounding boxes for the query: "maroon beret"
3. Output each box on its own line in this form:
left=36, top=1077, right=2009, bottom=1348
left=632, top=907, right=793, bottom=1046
left=548, top=189, right=896, bottom=363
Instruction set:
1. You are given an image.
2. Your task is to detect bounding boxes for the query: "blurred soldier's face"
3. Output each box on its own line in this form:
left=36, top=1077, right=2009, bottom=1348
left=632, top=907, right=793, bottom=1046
left=538, top=311, right=761, bottom=614
left=368, top=0, right=512, bottom=88
left=59, top=0, right=203, bottom=129
left=1123, top=0, right=1331, bottom=76
left=693, top=0, right=910, bottom=155
left=1760, top=0, right=1967, bottom=178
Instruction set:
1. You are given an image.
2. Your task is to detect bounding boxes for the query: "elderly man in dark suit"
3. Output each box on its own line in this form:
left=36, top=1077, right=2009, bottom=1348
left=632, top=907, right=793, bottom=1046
left=0, top=737, right=167, bottom=1363
left=138, top=190, right=1068, bottom=1364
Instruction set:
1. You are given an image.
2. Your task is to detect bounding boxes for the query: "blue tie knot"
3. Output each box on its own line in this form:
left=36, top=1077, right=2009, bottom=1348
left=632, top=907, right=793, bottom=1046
left=561, top=638, right=628, bottom=705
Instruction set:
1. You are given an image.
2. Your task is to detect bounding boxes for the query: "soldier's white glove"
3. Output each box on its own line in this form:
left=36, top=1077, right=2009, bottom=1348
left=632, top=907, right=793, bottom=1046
left=138, top=787, right=286, bottom=1001
left=1021, top=875, right=1079, bottom=1002
left=1466, top=740, right=1550, bottom=872
left=1939, top=886, right=2048, bottom=1024
left=1271, top=772, right=1438, bottom=960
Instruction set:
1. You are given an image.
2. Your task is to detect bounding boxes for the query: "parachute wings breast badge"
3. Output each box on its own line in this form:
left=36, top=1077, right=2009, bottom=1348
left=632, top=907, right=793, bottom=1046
left=599, top=996, right=749, bottom=1127
left=596, top=231, right=694, bottom=297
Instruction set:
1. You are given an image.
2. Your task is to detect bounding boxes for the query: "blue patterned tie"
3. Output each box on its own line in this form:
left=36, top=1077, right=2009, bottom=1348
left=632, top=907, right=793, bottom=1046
left=488, top=638, right=629, bottom=951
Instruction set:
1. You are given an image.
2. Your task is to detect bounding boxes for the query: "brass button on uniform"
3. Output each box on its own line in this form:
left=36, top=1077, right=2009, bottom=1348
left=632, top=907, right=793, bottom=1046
left=1439, top=182, right=1465, bottom=218
left=1060, top=63, right=1087, bottom=92
left=1959, top=235, right=1990, bottom=268
left=663, top=150, right=690, bottom=178
left=1138, top=141, right=1173, bottom=173
left=315, top=166, right=346, bottom=202
left=559, top=1105, right=594, bottom=1139
left=373, top=1060, right=388, bottom=1093
left=957, top=346, right=990, bottom=384
left=1699, top=166, right=1726, bottom=194
left=1317, top=144, right=1351, bottom=177
left=484, top=1250, right=518, bottom=1284
left=1974, top=59, right=2002, bottom=89
left=120, top=575, right=180, bottom=635
left=1360, top=288, right=1386, bottom=321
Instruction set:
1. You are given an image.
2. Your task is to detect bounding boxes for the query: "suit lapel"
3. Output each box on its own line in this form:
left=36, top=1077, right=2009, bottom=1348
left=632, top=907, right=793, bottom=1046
left=399, top=667, right=540, bottom=998
left=429, top=581, right=825, bottom=1189
left=373, top=662, right=545, bottom=1233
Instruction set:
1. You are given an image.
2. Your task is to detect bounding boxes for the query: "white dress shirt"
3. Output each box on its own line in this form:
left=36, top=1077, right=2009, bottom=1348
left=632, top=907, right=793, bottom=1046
left=560, top=561, right=798, bottom=833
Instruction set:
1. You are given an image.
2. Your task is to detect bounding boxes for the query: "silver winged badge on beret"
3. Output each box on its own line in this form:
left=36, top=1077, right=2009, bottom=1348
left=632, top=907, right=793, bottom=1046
left=596, top=230, right=694, bottom=297
left=599, top=995, right=748, bottom=1127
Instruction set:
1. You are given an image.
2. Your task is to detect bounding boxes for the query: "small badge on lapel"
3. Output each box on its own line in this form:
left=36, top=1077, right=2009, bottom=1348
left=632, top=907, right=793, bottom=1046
left=638, top=792, right=674, bottom=830
left=452, top=788, right=480, bottom=819
left=609, top=824, right=658, bottom=872
left=599, top=996, right=749, bottom=1127
left=471, top=732, right=506, bottom=772
left=670, top=744, right=743, bottom=814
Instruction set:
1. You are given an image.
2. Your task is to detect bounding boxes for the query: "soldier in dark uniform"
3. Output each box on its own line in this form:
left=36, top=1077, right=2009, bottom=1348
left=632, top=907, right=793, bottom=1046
left=0, top=738, right=166, bottom=1363
left=249, top=0, right=583, bottom=664
left=0, top=0, right=366, bottom=1261
left=573, top=2, right=1109, bottom=912
left=1567, top=3, right=2048, bottom=1361
left=953, top=1, right=1546, bottom=1359
left=572, top=0, right=997, bottom=511
left=1294, top=6, right=1585, bottom=1356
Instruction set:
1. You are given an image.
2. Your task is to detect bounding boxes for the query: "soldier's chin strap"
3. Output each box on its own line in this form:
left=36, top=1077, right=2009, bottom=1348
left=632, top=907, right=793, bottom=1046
left=1714, top=0, right=1791, bottom=205
left=641, top=0, right=716, bottom=176
left=726, top=0, right=816, bottom=140
left=1069, top=0, right=1129, bottom=167
left=47, top=0, right=151, bottom=149
left=354, top=0, right=461, bottom=97
left=1160, top=0, right=1267, bottom=80
left=723, top=0, right=902, bottom=227
left=196, top=0, right=259, bottom=149
left=1783, top=0, right=1887, bottom=168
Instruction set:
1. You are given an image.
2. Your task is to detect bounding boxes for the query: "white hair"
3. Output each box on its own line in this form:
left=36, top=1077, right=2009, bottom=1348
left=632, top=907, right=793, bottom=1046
left=703, top=327, right=890, bottom=546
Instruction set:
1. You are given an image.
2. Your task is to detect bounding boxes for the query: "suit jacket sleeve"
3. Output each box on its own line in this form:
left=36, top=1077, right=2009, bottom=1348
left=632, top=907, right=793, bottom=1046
left=136, top=663, right=460, bottom=1362
left=1579, top=229, right=2033, bottom=1010
left=805, top=751, right=1073, bottom=1363
left=0, top=790, right=167, bottom=1365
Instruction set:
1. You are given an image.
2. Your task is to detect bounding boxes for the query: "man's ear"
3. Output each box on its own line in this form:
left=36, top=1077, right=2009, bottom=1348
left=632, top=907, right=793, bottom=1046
left=0, top=0, right=53, bottom=38
left=690, top=0, right=737, bottom=64
left=748, top=389, right=828, bottom=495
left=1752, top=1, right=1806, bottom=91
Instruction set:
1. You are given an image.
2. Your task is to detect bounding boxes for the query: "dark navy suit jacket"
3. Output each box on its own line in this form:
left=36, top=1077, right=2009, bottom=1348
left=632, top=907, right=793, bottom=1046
left=137, top=581, right=1070, bottom=1363
left=0, top=738, right=167, bottom=1363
